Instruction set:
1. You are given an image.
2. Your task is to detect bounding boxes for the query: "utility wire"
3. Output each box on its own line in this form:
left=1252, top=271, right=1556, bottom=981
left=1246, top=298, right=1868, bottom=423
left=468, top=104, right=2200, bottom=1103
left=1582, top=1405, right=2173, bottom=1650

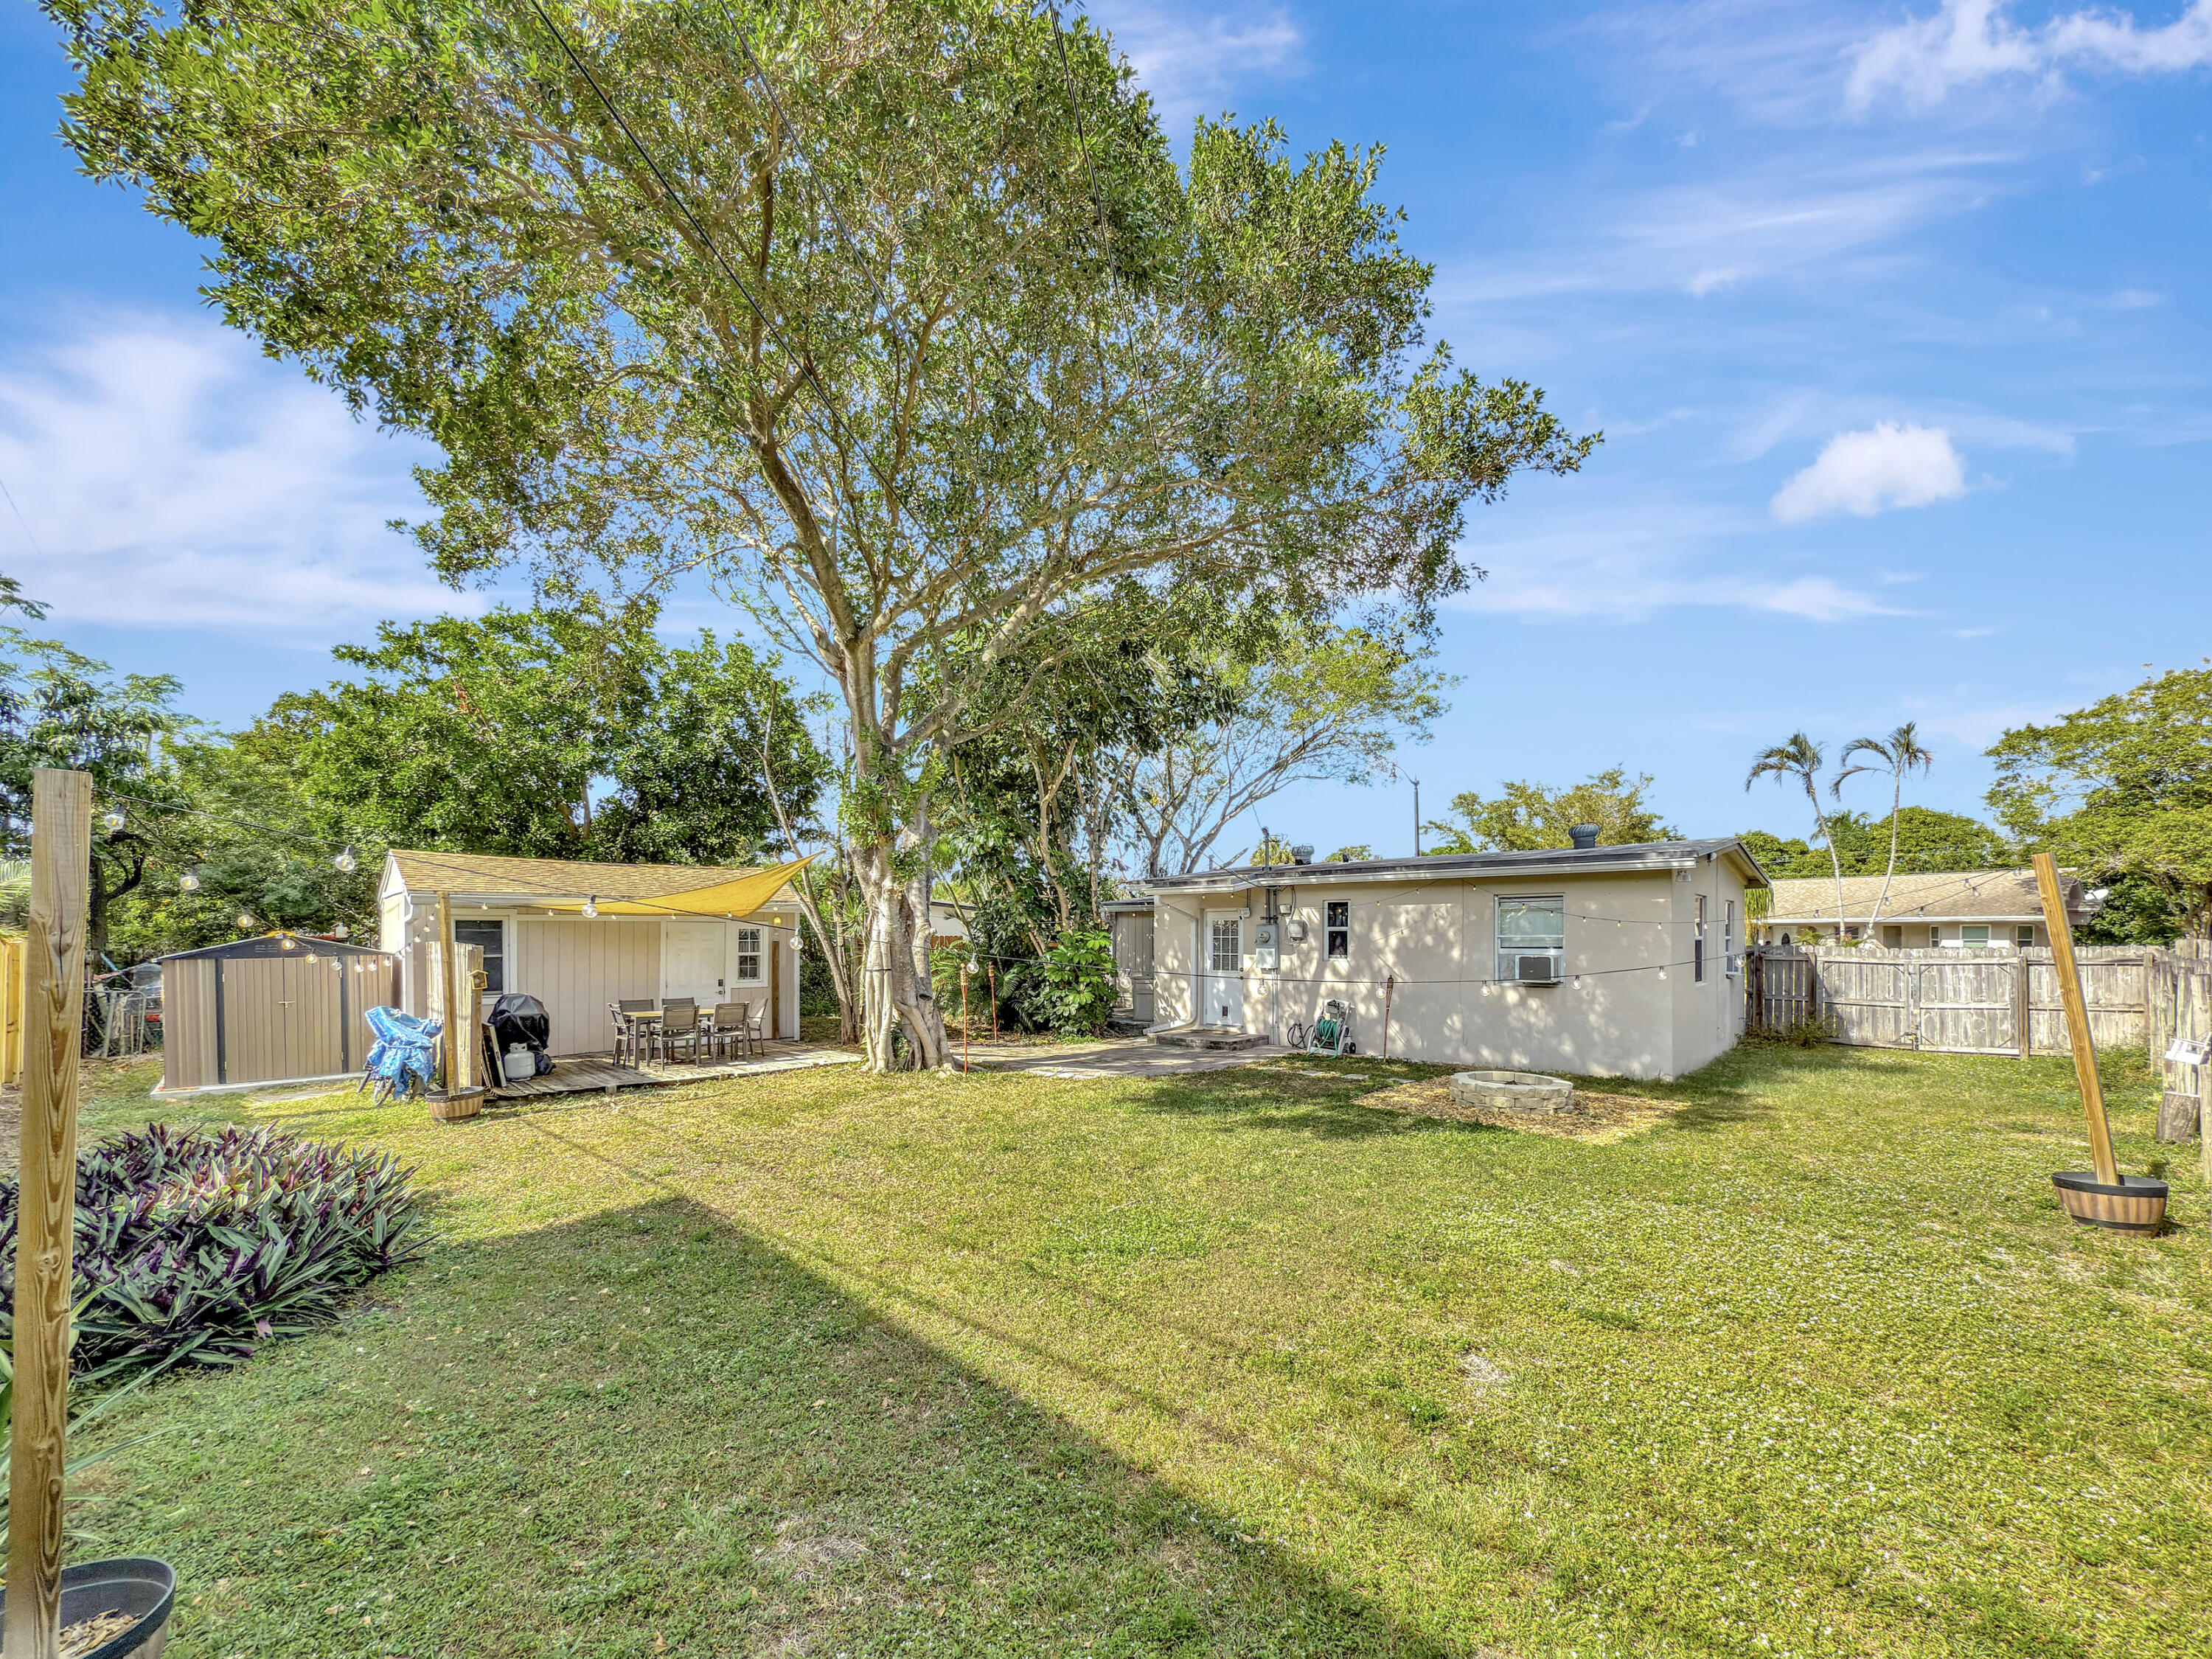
left=0, top=467, right=45, bottom=560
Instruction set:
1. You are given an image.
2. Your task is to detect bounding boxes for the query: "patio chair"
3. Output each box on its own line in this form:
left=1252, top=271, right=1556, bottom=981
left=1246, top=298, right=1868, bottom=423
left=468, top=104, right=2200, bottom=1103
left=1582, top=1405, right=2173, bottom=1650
left=743, top=1001, right=768, bottom=1051
left=616, top=998, right=658, bottom=1065
left=658, top=1003, right=705, bottom=1065
left=709, top=1001, right=751, bottom=1062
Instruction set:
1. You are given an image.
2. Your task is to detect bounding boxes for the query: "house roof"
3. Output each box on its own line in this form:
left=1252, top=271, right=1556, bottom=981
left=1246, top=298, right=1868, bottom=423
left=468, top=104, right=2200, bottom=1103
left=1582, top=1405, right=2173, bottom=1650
left=1763, top=869, right=2093, bottom=924
left=1138, top=837, right=1767, bottom=895
left=384, top=849, right=799, bottom=905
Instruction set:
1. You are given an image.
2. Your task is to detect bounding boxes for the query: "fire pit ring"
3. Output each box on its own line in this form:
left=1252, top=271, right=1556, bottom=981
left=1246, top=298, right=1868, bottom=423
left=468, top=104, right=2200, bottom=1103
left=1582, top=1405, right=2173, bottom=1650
left=1447, top=1070, right=1575, bottom=1116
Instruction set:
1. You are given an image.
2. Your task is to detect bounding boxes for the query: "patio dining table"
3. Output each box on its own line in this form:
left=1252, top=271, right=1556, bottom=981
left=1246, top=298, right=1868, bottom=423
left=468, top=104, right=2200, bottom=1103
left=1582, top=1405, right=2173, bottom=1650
left=612, top=1004, right=734, bottom=1068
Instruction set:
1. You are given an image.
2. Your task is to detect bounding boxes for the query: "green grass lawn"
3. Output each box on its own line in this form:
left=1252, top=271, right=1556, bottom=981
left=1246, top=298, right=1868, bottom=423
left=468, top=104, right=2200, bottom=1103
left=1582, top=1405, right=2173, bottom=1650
left=63, top=1041, right=2212, bottom=1658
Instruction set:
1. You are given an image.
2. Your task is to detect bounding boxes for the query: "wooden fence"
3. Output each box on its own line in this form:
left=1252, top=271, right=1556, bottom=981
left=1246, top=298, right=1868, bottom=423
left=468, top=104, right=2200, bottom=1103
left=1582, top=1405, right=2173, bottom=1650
left=2149, top=950, right=2211, bottom=1141
left=1746, top=945, right=2152, bottom=1057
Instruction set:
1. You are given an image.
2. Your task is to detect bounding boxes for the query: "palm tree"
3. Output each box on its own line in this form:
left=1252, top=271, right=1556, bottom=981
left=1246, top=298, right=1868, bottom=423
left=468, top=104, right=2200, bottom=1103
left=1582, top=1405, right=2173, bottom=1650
left=1835, top=723, right=1935, bottom=936
left=1747, top=734, right=1848, bottom=942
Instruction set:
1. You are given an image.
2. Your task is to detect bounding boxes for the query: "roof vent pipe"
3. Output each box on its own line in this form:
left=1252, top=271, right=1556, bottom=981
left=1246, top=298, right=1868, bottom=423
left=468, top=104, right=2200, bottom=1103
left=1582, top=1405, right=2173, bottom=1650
left=1290, top=844, right=1314, bottom=866
left=1568, top=824, right=1601, bottom=850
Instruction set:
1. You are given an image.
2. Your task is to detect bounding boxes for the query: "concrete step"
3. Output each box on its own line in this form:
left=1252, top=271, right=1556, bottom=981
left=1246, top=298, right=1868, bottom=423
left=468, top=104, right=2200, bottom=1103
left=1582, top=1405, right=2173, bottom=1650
left=1150, top=1026, right=1268, bottom=1051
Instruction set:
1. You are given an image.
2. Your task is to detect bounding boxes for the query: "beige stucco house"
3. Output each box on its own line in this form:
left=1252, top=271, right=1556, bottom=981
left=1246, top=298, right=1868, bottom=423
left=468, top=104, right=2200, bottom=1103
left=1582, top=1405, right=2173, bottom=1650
left=1123, top=835, right=1768, bottom=1081
left=378, top=850, right=806, bottom=1055
left=1759, top=869, right=2099, bottom=950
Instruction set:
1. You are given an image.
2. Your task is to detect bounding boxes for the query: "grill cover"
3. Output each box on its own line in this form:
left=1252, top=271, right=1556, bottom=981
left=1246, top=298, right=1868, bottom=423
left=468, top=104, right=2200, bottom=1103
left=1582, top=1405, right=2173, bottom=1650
left=489, top=992, right=554, bottom=1074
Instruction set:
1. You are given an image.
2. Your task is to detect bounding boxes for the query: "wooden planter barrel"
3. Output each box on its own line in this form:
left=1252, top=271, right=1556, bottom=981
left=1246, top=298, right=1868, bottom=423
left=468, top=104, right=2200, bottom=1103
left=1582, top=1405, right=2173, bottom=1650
left=427, top=1087, right=486, bottom=1123
left=2052, top=1171, right=2168, bottom=1235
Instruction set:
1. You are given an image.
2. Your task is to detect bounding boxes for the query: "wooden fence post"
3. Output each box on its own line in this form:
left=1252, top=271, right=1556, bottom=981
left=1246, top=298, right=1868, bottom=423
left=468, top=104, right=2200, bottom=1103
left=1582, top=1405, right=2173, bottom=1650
left=2034, top=852, right=2117, bottom=1186
left=6, top=768, right=92, bottom=1658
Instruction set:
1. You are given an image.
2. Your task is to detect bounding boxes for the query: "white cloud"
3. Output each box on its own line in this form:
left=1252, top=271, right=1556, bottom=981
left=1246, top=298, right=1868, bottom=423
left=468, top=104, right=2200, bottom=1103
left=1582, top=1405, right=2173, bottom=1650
left=1770, top=422, right=1969, bottom=522
left=1849, top=0, right=2212, bottom=111
left=1085, top=1, right=1304, bottom=129
left=0, top=312, right=461, bottom=631
left=1687, top=266, right=1743, bottom=296
left=1756, top=574, right=1902, bottom=620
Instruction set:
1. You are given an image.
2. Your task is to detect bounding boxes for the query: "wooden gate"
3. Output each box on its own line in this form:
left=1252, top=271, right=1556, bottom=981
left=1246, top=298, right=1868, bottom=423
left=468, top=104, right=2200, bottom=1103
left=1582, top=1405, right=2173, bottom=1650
left=1747, top=945, right=2152, bottom=1057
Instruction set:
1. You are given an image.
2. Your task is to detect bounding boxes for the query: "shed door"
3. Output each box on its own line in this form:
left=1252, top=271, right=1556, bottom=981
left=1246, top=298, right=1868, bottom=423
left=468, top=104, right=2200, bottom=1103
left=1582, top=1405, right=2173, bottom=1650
left=220, top=955, right=347, bottom=1085
left=1201, top=913, right=1245, bottom=1029
left=662, top=922, right=726, bottom=1006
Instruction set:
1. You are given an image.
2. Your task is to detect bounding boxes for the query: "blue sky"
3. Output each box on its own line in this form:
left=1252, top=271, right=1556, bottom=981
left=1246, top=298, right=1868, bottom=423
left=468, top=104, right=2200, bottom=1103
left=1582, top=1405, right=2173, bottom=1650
left=1, top=1, right=2208, bottom=860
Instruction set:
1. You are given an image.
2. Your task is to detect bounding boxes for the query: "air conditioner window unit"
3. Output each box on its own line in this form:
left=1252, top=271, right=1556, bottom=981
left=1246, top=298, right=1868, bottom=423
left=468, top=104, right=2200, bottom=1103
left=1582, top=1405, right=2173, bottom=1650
left=1514, top=953, right=1560, bottom=985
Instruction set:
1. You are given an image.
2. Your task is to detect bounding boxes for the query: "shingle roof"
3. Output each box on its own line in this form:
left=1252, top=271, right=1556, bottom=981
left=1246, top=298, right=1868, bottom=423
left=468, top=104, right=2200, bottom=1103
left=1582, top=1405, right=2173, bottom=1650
left=386, top=849, right=781, bottom=901
left=1763, top=868, right=2090, bottom=923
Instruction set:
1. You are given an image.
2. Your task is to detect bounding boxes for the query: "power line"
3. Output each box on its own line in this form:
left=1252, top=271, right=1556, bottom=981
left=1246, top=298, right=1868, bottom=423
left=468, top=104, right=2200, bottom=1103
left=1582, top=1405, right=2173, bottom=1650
left=0, top=467, right=45, bottom=560
left=517, top=0, right=852, bottom=452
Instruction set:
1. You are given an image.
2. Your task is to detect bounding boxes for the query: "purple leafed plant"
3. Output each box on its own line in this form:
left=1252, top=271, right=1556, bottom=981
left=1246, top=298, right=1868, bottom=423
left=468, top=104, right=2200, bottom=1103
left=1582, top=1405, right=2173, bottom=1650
left=0, top=1124, right=428, bottom=1385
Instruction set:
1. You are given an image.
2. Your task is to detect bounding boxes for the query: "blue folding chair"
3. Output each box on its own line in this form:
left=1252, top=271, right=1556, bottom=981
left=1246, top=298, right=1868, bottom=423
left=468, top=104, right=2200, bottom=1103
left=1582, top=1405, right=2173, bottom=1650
left=361, top=1006, right=443, bottom=1103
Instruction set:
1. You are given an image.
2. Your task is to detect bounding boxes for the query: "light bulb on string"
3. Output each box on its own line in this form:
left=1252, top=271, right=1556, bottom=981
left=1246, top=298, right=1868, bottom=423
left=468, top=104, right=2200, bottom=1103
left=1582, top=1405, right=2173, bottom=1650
left=333, top=846, right=358, bottom=874
left=279, top=934, right=296, bottom=950
left=1572, top=975, right=1584, bottom=990
left=1658, top=967, right=1667, bottom=981
left=100, top=809, right=125, bottom=833
left=581, top=896, right=599, bottom=919
left=237, top=911, right=257, bottom=932
left=178, top=869, right=201, bottom=894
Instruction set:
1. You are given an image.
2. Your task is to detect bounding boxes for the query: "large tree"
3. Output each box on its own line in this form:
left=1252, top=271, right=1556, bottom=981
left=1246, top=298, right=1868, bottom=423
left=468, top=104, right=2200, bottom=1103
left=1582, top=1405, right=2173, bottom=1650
left=1987, top=667, right=2212, bottom=939
left=56, top=0, right=1593, bottom=1067
left=1425, top=766, right=1674, bottom=854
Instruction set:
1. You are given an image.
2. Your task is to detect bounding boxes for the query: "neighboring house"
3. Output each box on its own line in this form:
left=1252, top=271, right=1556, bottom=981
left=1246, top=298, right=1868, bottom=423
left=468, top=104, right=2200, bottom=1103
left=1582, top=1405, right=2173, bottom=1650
left=928, top=897, right=971, bottom=947
left=1121, top=833, right=1768, bottom=1081
left=378, top=850, right=807, bottom=1056
left=1759, top=869, right=2100, bottom=949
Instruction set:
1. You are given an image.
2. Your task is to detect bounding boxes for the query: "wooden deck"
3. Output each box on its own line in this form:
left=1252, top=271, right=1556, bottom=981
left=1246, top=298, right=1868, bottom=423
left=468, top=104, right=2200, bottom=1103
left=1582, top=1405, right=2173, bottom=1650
left=486, top=1042, right=860, bottom=1102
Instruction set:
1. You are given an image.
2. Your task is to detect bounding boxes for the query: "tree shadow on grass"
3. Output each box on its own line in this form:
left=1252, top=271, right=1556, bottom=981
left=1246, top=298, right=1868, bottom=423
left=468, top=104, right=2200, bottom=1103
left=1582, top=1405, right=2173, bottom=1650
left=90, top=1196, right=1472, bottom=1659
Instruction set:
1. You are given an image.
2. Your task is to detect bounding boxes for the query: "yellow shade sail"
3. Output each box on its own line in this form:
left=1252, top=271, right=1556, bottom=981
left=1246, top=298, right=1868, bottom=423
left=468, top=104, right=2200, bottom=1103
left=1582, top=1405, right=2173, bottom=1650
left=542, top=856, right=813, bottom=918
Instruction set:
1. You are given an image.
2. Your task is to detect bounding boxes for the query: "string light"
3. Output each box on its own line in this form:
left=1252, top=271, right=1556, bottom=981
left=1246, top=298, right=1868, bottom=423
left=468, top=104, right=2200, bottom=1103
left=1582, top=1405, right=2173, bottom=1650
left=100, top=809, right=125, bottom=833
left=581, top=896, right=599, bottom=919
left=178, top=870, right=201, bottom=894
left=333, top=846, right=358, bottom=874
left=236, top=911, right=257, bottom=931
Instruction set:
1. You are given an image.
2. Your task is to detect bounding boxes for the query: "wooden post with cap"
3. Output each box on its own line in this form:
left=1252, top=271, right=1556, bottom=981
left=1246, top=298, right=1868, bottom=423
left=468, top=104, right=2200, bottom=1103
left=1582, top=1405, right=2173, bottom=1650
left=2033, top=851, right=2118, bottom=1186
left=6, top=768, right=92, bottom=1658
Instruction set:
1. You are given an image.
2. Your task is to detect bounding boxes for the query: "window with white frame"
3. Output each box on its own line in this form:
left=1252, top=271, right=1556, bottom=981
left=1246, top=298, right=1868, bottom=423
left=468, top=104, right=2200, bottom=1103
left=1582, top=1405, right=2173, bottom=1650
left=2017, top=925, right=2034, bottom=947
left=454, top=919, right=504, bottom=994
left=736, top=926, right=763, bottom=982
left=1325, top=900, right=1349, bottom=961
left=1961, top=924, right=1990, bottom=947
left=1497, top=895, right=1565, bottom=982
left=1694, top=894, right=1707, bottom=983
left=1724, top=900, right=1737, bottom=975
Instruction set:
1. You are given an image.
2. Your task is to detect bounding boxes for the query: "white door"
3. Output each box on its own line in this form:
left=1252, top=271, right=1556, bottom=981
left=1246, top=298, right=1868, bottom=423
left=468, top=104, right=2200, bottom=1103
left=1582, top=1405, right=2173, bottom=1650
left=661, top=922, right=726, bottom=1005
left=1201, top=913, right=1245, bottom=1029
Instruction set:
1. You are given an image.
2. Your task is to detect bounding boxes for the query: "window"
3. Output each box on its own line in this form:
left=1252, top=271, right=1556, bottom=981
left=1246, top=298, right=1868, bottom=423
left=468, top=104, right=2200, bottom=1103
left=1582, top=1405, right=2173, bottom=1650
left=1725, top=900, right=1738, bottom=975
left=1497, top=895, right=1565, bottom=982
left=1209, top=917, right=1242, bottom=972
left=1929, top=926, right=1944, bottom=946
left=1961, top=924, right=1990, bottom=947
left=2017, top=925, right=2035, bottom=947
left=1694, top=894, right=1707, bottom=983
left=1326, top=900, right=1349, bottom=961
left=454, top=919, right=504, bottom=995
left=736, top=926, right=763, bottom=983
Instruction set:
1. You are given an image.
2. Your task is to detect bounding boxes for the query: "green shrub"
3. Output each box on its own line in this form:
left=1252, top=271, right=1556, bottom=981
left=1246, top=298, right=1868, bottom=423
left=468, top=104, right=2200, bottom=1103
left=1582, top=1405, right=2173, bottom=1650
left=0, top=1124, right=427, bottom=1387
left=1036, top=928, right=1118, bottom=1037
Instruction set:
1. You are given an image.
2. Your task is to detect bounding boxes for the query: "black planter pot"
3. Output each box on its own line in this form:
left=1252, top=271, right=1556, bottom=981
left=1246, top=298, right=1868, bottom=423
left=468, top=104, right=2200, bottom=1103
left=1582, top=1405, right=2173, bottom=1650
left=0, top=1556, right=175, bottom=1659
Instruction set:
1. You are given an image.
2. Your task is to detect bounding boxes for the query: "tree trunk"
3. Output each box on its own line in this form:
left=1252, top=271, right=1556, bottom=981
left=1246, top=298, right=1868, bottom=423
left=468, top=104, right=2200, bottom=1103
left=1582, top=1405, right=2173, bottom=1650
left=855, top=834, right=950, bottom=1072
left=1869, top=775, right=1902, bottom=931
